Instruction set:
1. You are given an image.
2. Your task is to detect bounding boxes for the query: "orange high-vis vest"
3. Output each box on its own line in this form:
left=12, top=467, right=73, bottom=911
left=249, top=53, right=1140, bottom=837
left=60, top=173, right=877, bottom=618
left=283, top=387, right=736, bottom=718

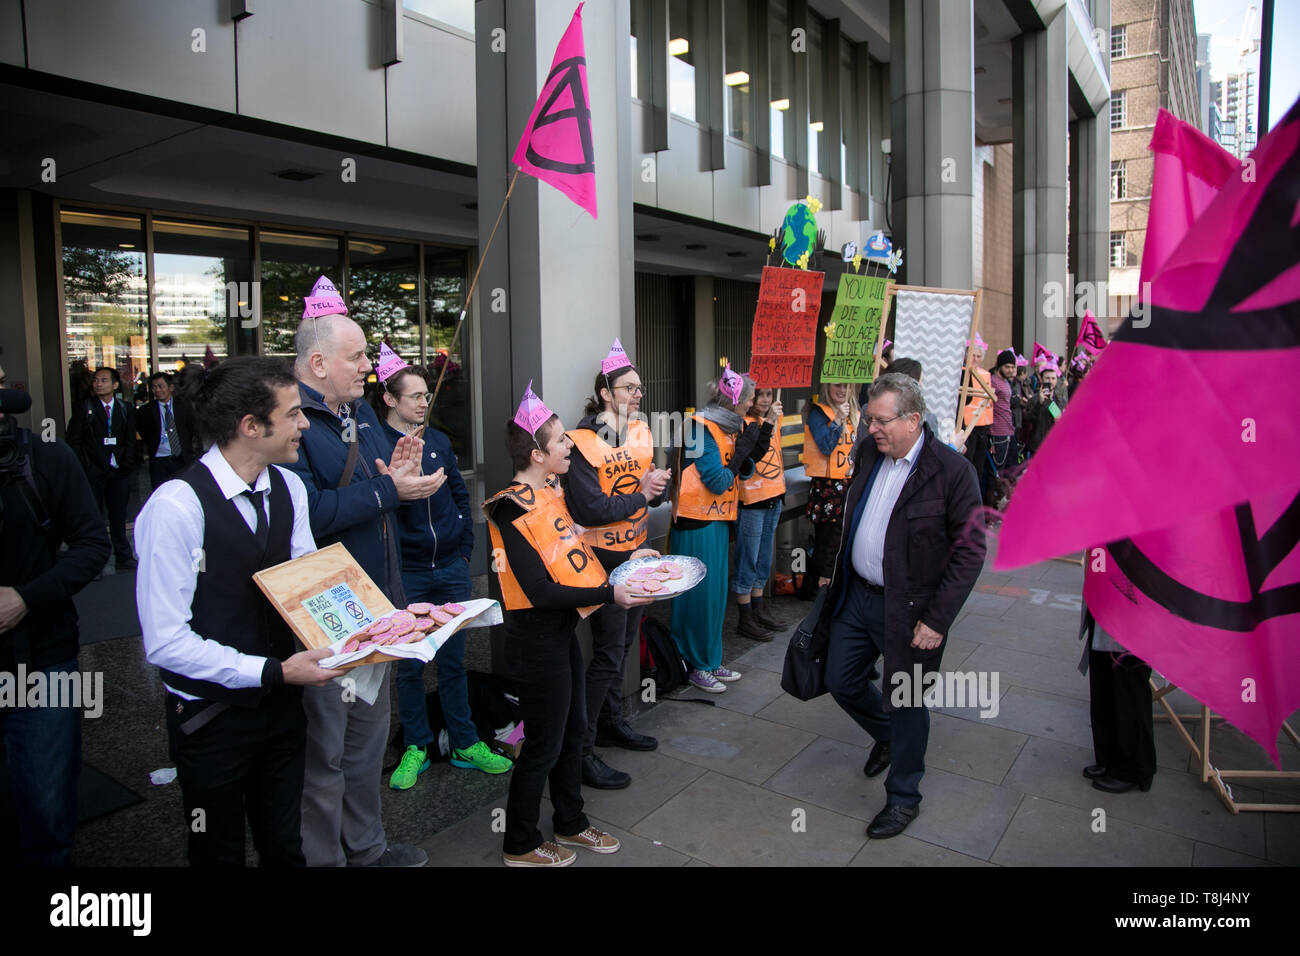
left=566, top=419, right=654, bottom=552
left=802, top=402, right=856, bottom=479
left=482, top=479, right=608, bottom=619
left=673, top=415, right=739, bottom=522
left=963, top=367, right=994, bottom=427
left=739, top=414, right=786, bottom=504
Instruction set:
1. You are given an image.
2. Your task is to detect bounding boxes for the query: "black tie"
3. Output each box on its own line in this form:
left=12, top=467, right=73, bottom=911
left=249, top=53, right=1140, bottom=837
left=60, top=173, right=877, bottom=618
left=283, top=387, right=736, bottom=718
left=241, top=488, right=269, bottom=549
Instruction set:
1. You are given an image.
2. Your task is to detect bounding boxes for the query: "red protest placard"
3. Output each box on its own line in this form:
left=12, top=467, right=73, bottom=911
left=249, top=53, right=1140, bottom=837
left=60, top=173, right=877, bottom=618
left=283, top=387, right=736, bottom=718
left=749, top=266, right=823, bottom=388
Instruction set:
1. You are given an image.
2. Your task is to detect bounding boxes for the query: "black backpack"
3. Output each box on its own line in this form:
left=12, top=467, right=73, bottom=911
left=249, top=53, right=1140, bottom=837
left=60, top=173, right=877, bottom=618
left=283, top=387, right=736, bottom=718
left=639, top=615, right=689, bottom=698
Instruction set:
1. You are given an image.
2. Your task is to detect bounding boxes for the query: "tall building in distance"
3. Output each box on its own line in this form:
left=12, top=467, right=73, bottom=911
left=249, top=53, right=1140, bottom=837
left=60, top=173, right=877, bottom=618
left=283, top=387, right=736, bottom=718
left=1196, top=33, right=1223, bottom=143
left=1107, top=0, right=1200, bottom=325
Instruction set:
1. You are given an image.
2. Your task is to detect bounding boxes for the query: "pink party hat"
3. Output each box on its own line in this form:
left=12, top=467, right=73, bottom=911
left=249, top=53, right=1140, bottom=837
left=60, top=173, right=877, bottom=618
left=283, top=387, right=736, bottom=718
left=513, top=380, right=554, bottom=437
left=375, top=342, right=410, bottom=383
left=719, top=362, right=743, bottom=404
left=881, top=338, right=892, bottom=352
left=967, top=332, right=988, bottom=352
left=1014, top=352, right=1028, bottom=368
left=302, top=275, right=348, bottom=319
left=601, top=338, right=630, bottom=374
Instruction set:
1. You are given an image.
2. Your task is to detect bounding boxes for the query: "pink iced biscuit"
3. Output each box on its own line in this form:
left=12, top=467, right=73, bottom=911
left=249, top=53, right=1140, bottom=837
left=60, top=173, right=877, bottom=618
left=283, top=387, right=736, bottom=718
left=412, top=617, right=437, bottom=631
left=367, top=617, right=394, bottom=636
left=443, top=602, right=467, bottom=615
left=390, top=611, right=417, bottom=627
left=403, top=630, right=429, bottom=645
left=407, top=602, right=435, bottom=615
left=387, top=621, right=415, bottom=639
left=429, top=608, right=453, bottom=626
left=342, top=637, right=361, bottom=654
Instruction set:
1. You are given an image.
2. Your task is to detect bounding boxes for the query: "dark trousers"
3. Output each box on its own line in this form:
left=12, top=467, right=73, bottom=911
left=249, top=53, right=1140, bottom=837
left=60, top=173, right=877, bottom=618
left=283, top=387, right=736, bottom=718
left=965, top=425, right=991, bottom=499
left=825, top=576, right=931, bottom=809
left=89, top=467, right=134, bottom=562
left=165, top=688, right=308, bottom=867
left=503, top=629, right=590, bottom=855
left=149, top=455, right=187, bottom=491
left=0, top=658, right=81, bottom=866
left=1088, top=649, right=1156, bottom=786
left=584, top=602, right=642, bottom=755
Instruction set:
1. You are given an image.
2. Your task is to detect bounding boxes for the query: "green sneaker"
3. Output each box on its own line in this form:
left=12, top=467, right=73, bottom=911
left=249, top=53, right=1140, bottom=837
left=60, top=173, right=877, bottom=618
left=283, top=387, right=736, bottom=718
left=450, top=740, right=513, bottom=775
left=389, top=745, right=430, bottom=790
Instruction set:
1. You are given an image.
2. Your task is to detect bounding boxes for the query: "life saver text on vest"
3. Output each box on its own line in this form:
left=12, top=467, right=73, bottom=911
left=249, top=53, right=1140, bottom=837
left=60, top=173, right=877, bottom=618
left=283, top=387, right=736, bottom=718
left=482, top=479, right=608, bottom=619
left=567, top=419, right=654, bottom=551
left=674, top=415, right=739, bottom=522
left=740, top=414, right=786, bottom=504
left=802, top=402, right=856, bottom=479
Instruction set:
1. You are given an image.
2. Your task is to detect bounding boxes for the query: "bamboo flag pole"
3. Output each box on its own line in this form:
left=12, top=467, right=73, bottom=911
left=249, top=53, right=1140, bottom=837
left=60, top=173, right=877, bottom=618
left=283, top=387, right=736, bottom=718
left=426, top=168, right=521, bottom=425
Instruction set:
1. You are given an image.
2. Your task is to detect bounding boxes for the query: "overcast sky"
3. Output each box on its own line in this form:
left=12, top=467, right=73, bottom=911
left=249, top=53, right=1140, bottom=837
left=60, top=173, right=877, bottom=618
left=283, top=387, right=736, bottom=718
left=1194, top=0, right=1298, bottom=132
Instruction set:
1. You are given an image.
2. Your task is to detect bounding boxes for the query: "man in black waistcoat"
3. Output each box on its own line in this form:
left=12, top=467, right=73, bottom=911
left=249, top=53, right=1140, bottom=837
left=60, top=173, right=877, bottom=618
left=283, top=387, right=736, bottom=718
left=134, top=357, right=343, bottom=866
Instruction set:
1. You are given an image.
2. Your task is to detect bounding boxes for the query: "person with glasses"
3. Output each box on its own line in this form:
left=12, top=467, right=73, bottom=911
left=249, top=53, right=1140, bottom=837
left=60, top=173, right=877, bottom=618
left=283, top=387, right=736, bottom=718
left=563, top=348, right=672, bottom=789
left=818, top=373, right=984, bottom=839
left=372, top=362, right=512, bottom=788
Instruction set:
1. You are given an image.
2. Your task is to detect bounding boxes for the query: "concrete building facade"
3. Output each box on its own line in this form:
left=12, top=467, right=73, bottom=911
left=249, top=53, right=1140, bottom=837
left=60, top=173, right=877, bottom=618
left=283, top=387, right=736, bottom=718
left=1, top=0, right=1110, bottom=492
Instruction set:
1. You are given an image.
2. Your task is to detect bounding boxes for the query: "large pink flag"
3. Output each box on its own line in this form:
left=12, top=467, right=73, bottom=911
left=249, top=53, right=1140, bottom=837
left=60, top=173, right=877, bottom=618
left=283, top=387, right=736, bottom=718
left=513, top=3, right=596, bottom=219
left=999, top=101, right=1300, bottom=762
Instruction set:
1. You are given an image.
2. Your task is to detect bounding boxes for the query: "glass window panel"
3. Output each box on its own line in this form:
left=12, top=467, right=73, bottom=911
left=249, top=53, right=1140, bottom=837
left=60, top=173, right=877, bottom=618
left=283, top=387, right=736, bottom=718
left=808, top=14, right=824, bottom=174
left=841, top=35, right=855, bottom=187
left=403, top=0, right=474, bottom=34
left=769, top=0, right=792, bottom=158
left=669, top=0, right=696, bottom=121
left=152, top=219, right=252, bottom=379
left=258, top=231, right=344, bottom=361
left=60, top=209, right=149, bottom=406
left=723, top=0, right=751, bottom=142
left=346, top=238, right=421, bottom=369
left=423, top=246, right=472, bottom=463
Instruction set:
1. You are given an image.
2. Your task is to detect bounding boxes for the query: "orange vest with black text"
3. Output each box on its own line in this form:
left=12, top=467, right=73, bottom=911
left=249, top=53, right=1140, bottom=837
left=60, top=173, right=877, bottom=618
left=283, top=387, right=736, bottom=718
left=739, top=413, right=786, bottom=504
left=673, top=415, right=739, bottom=522
left=963, top=367, right=995, bottom=427
left=566, top=418, right=655, bottom=552
left=482, top=478, right=608, bottom=619
left=802, top=402, right=856, bottom=479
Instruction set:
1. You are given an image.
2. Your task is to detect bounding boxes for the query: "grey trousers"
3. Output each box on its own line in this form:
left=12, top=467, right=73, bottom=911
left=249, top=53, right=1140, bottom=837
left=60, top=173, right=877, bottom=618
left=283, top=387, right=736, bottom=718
left=300, top=666, right=391, bottom=866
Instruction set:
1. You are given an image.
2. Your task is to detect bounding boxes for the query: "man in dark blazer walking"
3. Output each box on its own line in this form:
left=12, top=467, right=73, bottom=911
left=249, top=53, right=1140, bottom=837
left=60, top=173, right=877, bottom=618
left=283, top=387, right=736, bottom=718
left=821, top=373, right=985, bottom=838
left=138, top=371, right=200, bottom=490
left=66, top=366, right=139, bottom=570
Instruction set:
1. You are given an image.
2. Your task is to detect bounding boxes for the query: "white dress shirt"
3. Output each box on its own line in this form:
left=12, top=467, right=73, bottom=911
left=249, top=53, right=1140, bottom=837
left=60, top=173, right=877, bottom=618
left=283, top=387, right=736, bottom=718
left=134, top=445, right=316, bottom=699
left=851, top=431, right=925, bottom=587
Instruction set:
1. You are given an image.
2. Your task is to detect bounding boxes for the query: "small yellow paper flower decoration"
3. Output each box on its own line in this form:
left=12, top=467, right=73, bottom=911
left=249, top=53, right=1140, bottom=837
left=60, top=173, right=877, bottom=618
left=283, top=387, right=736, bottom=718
left=768, top=237, right=776, bottom=252
left=852, top=253, right=863, bottom=273
left=804, top=195, right=823, bottom=215
left=796, top=251, right=810, bottom=270
left=824, top=322, right=836, bottom=337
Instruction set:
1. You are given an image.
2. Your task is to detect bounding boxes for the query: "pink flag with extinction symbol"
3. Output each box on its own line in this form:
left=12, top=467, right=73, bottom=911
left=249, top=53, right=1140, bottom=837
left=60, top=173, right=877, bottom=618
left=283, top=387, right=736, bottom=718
left=997, top=102, right=1300, bottom=762
left=513, top=3, right=597, bottom=219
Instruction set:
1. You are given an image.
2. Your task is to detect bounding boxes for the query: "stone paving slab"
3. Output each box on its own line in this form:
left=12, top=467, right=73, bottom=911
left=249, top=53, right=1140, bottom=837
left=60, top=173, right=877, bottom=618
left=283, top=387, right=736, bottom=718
left=1191, top=842, right=1277, bottom=866
left=732, top=636, right=790, bottom=674
left=633, top=702, right=817, bottom=785
left=999, top=735, right=1269, bottom=858
left=709, top=666, right=788, bottom=717
left=632, top=771, right=867, bottom=866
left=849, top=833, right=997, bottom=867
left=997, top=599, right=1082, bottom=636
left=761, top=734, right=883, bottom=821
left=570, top=748, right=707, bottom=830
left=949, top=613, right=1084, bottom=663
left=991, top=794, right=1194, bottom=867
left=754, top=690, right=872, bottom=748
left=926, top=711, right=1028, bottom=785
left=898, top=767, right=1026, bottom=860
left=959, top=644, right=1091, bottom=702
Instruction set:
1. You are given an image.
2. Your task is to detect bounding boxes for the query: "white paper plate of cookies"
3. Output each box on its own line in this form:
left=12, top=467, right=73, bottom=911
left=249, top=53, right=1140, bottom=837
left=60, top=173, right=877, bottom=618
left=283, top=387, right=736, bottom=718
left=608, top=556, right=706, bottom=601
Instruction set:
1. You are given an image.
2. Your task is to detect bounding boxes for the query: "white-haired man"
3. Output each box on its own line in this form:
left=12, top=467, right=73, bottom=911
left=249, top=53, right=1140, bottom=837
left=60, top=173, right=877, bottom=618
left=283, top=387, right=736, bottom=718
left=286, top=308, right=444, bottom=867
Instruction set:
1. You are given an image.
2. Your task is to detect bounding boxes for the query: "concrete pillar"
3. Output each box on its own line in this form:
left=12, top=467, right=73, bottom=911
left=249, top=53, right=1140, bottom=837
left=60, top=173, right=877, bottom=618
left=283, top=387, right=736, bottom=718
left=692, top=275, right=715, bottom=408
left=475, top=0, right=635, bottom=671
left=1069, top=113, right=1110, bottom=338
left=888, top=0, right=974, bottom=289
left=1012, top=12, right=1068, bottom=355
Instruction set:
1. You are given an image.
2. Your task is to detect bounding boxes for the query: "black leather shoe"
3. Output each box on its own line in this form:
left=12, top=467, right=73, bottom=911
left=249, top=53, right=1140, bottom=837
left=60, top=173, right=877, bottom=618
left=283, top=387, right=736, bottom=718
left=596, top=720, right=658, bottom=752
left=1082, top=764, right=1107, bottom=780
left=1092, top=774, right=1151, bottom=793
left=867, top=804, right=918, bottom=839
left=582, top=754, right=631, bottom=790
left=862, top=742, right=891, bottom=778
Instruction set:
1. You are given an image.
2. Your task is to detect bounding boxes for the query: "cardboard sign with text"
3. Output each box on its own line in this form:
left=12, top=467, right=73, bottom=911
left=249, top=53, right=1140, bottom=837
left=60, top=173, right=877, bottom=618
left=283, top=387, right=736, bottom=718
left=820, top=274, right=889, bottom=383
left=748, top=266, right=824, bottom=388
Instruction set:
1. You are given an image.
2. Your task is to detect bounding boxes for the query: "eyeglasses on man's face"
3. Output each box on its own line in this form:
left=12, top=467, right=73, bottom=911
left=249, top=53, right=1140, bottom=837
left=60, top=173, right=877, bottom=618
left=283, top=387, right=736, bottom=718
left=401, top=392, right=431, bottom=404
left=613, top=384, right=646, bottom=397
left=864, top=413, right=910, bottom=429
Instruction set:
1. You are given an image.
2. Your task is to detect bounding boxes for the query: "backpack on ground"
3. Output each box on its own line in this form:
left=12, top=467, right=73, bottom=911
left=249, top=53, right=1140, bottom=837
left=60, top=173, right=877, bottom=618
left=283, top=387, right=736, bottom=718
left=639, top=615, right=689, bottom=697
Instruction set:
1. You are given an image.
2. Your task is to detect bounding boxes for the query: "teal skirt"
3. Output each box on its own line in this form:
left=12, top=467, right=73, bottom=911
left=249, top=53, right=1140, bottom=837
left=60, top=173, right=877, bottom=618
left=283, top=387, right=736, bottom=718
left=669, top=521, right=730, bottom=672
